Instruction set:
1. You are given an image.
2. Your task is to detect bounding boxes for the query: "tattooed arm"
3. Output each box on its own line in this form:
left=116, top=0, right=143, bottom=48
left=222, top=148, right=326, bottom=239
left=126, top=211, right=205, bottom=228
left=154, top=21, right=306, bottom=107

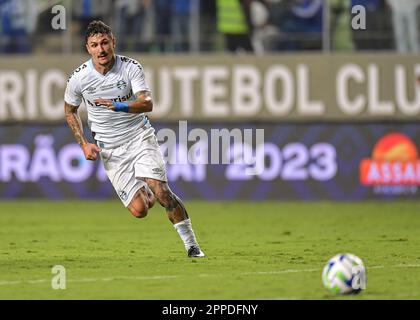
left=94, top=90, right=153, bottom=114
left=130, top=90, right=153, bottom=113
left=64, top=102, right=101, bottom=161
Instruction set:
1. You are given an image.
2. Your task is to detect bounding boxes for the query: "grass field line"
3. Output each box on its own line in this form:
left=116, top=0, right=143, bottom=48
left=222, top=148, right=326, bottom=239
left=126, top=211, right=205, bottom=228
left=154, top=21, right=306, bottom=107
left=241, top=268, right=320, bottom=275
left=0, top=263, right=419, bottom=287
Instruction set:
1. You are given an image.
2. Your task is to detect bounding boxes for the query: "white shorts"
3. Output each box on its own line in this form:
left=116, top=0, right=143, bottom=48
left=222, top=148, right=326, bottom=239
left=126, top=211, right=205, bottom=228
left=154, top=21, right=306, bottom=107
left=99, top=127, right=167, bottom=207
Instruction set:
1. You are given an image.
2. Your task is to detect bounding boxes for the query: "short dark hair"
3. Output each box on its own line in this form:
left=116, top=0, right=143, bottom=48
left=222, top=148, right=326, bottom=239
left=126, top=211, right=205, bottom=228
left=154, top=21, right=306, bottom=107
left=85, top=20, right=113, bottom=44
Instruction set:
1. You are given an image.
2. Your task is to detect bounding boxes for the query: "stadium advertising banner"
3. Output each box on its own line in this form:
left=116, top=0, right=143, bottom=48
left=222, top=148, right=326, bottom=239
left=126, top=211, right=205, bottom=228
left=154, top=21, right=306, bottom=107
left=1, top=123, right=419, bottom=201
left=0, top=54, right=419, bottom=122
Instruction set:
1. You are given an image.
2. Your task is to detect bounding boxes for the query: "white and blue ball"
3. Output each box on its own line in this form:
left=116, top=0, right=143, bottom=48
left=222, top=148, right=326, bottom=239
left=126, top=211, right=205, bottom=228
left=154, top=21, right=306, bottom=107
left=322, top=253, right=366, bottom=295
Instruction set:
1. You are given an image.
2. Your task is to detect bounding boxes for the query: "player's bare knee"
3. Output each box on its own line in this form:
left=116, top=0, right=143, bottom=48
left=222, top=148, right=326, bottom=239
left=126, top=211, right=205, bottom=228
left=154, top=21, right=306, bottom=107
left=128, top=192, right=149, bottom=218
left=133, top=209, right=148, bottom=219
left=129, top=206, right=148, bottom=219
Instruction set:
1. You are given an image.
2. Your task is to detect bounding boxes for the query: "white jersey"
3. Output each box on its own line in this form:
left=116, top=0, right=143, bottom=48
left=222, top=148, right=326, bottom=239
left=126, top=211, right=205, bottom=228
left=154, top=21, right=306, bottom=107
left=64, top=55, right=151, bottom=148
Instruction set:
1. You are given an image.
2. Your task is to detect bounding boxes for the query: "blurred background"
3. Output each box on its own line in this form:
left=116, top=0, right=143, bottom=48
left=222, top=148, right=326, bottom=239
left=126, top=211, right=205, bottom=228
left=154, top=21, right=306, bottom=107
left=1, top=0, right=419, bottom=55
left=0, top=0, right=419, bottom=202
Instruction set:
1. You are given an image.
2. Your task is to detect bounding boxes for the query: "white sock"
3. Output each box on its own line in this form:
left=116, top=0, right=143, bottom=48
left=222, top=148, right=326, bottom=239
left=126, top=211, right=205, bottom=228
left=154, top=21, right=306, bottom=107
left=173, top=218, right=199, bottom=251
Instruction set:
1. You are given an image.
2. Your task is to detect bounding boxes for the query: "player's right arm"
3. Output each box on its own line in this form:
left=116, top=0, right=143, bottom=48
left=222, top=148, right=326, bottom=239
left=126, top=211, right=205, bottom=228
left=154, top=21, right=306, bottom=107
left=64, top=102, right=101, bottom=161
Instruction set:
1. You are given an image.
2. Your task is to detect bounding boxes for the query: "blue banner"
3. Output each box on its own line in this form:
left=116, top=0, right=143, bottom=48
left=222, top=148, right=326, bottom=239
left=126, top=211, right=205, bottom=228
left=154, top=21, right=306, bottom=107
left=1, top=122, right=419, bottom=201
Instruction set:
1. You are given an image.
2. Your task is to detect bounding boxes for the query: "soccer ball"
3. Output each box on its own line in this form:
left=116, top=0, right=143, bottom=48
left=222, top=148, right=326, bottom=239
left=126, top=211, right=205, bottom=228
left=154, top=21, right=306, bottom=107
left=322, top=253, right=366, bottom=295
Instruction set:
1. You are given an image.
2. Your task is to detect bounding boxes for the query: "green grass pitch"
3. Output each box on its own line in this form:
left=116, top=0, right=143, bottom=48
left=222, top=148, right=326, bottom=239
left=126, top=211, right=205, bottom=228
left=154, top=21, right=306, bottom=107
left=0, top=200, right=419, bottom=300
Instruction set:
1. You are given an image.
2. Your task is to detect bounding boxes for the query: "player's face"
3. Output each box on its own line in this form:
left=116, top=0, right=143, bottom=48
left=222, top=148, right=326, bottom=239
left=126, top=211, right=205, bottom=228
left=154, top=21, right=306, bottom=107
left=86, top=33, right=116, bottom=67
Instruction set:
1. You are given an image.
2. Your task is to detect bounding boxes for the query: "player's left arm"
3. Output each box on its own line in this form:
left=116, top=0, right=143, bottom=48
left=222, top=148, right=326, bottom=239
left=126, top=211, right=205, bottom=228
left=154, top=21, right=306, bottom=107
left=94, top=90, right=153, bottom=114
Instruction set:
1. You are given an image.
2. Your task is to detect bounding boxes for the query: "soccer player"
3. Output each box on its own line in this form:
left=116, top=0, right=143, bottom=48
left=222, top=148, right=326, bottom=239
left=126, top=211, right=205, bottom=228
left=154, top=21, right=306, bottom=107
left=63, top=20, right=205, bottom=258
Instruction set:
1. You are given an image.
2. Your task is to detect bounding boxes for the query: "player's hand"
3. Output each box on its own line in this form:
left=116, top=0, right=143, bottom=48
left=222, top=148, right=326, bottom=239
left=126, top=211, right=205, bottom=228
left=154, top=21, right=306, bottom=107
left=81, top=143, right=101, bottom=161
left=94, top=98, right=116, bottom=110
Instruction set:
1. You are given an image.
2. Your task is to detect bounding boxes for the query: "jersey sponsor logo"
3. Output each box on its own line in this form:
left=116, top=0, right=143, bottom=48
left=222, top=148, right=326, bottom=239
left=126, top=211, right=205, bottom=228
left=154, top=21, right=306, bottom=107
left=111, top=90, right=133, bottom=103
left=86, top=90, right=134, bottom=107
left=100, top=83, right=117, bottom=91
left=99, top=80, right=128, bottom=91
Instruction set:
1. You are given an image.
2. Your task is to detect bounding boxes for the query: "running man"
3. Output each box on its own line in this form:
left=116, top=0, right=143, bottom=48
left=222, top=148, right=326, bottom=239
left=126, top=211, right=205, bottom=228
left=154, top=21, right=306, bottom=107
left=64, top=20, right=205, bottom=258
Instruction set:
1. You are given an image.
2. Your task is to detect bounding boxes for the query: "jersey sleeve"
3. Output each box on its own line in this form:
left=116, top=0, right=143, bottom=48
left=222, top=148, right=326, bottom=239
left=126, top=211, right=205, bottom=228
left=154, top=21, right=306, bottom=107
left=129, top=60, right=150, bottom=94
left=64, top=73, right=83, bottom=106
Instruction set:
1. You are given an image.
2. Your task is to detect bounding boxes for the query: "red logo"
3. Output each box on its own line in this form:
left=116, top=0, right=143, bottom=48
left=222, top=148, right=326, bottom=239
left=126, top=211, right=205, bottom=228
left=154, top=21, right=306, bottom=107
left=360, top=133, right=420, bottom=185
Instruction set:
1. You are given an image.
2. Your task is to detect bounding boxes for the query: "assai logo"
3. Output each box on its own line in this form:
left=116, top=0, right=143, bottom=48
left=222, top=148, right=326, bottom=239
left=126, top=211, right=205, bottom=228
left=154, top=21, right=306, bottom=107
left=359, top=133, right=420, bottom=195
